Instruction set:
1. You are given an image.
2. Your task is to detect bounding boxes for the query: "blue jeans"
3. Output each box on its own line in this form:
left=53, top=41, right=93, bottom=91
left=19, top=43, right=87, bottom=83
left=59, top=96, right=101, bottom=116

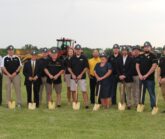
left=140, top=80, right=156, bottom=109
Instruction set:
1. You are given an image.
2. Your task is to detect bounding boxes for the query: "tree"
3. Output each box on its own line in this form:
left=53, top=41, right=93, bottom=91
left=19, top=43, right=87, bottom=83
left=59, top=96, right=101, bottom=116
left=22, top=44, right=38, bottom=50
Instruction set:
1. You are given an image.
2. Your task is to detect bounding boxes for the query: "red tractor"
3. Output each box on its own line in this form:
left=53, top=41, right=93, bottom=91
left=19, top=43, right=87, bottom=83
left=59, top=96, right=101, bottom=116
left=56, top=37, right=76, bottom=57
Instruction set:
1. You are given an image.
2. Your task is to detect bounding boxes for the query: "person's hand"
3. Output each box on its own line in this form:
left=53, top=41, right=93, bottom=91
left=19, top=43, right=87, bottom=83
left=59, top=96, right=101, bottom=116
left=54, top=75, right=58, bottom=80
left=33, top=76, right=38, bottom=81
left=29, top=77, right=33, bottom=81
left=143, top=74, right=148, bottom=80
left=77, top=74, right=82, bottom=80
left=72, top=74, right=77, bottom=80
left=49, top=74, right=54, bottom=80
left=96, top=76, right=102, bottom=81
left=119, top=75, right=125, bottom=80
left=11, top=72, right=17, bottom=78
left=139, top=74, right=143, bottom=80
left=8, top=74, right=12, bottom=79
left=160, top=78, right=165, bottom=84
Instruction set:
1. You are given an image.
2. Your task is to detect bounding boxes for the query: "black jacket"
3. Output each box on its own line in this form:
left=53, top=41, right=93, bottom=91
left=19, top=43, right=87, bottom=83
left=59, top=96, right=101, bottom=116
left=116, top=55, right=133, bottom=82
left=23, top=60, right=42, bottom=85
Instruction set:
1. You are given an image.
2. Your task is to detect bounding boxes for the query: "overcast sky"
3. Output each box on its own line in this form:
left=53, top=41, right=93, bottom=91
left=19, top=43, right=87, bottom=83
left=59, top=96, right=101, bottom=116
left=0, top=0, right=165, bottom=49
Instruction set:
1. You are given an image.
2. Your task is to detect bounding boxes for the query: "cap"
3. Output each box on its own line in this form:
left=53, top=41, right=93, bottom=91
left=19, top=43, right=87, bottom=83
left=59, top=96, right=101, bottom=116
left=122, top=46, right=129, bottom=51
left=7, top=45, right=14, bottom=51
left=42, top=47, right=48, bottom=53
left=132, top=45, right=141, bottom=51
left=50, top=47, right=58, bottom=54
left=75, top=44, right=81, bottom=50
left=31, top=50, right=38, bottom=55
left=113, top=44, right=120, bottom=49
left=144, top=41, right=152, bottom=47
left=100, top=53, right=107, bottom=58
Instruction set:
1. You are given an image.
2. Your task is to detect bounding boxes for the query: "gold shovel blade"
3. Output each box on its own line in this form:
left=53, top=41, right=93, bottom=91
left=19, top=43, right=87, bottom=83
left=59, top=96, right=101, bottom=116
left=8, top=101, right=16, bottom=109
left=28, top=102, right=36, bottom=110
left=137, top=104, right=145, bottom=112
left=93, top=104, right=100, bottom=111
left=151, top=107, right=159, bottom=115
left=48, top=101, right=55, bottom=110
left=118, top=102, right=126, bottom=111
left=73, top=102, right=80, bottom=110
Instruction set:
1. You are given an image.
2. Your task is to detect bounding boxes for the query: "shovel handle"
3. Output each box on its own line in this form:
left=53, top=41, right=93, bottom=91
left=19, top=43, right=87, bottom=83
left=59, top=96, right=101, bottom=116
left=140, top=84, right=144, bottom=104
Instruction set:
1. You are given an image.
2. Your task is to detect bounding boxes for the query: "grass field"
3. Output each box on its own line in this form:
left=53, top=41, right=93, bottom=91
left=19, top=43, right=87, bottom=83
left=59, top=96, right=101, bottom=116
left=0, top=74, right=165, bottom=139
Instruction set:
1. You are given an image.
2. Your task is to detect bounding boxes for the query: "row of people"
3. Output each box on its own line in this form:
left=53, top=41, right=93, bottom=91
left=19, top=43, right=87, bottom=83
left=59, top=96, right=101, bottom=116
left=0, top=42, right=165, bottom=112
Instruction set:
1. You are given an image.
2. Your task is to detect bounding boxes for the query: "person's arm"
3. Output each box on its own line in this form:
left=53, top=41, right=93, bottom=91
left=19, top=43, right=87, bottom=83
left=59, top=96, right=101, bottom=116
left=77, top=57, right=89, bottom=80
left=94, top=71, right=100, bottom=81
left=68, top=68, right=76, bottom=80
left=54, top=70, right=64, bottom=80
left=100, top=70, right=112, bottom=80
left=2, top=67, right=12, bottom=77
left=44, top=68, right=53, bottom=79
left=157, top=67, right=161, bottom=83
left=77, top=67, right=88, bottom=80
left=143, top=63, right=157, bottom=80
left=1, top=57, right=11, bottom=77
left=136, top=63, right=143, bottom=80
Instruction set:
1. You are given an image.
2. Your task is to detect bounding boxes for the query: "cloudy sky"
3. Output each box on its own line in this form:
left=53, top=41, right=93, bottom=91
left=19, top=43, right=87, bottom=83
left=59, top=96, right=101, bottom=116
left=0, top=0, right=165, bottom=49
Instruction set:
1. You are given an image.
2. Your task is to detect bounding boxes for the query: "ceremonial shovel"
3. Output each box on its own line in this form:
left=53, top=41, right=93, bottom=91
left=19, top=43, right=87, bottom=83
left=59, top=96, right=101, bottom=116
left=118, top=82, right=126, bottom=111
left=93, top=83, right=101, bottom=111
left=72, top=81, right=80, bottom=110
left=8, top=82, right=16, bottom=109
left=137, top=84, right=145, bottom=112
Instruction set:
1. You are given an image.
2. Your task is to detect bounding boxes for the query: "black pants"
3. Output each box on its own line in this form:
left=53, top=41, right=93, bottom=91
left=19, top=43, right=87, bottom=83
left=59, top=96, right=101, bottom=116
left=111, top=74, right=118, bottom=105
left=26, top=83, right=40, bottom=107
left=90, top=76, right=101, bottom=104
left=90, top=76, right=97, bottom=104
left=0, top=74, right=2, bottom=105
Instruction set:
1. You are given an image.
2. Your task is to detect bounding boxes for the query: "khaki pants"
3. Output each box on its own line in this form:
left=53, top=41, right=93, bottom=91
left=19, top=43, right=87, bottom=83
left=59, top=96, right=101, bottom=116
left=160, top=81, right=165, bottom=101
left=39, top=77, right=48, bottom=104
left=4, top=75, right=22, bottom=105
left=118, top=82, right=132, bottom=106
left=46, top=83, right=62, bottom=105
left=132, top=76, right=140, bottom=106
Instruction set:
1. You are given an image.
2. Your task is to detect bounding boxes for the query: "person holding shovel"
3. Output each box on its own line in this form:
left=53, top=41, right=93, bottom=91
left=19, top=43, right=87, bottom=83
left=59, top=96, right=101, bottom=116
left=64, top=48, right=74, bottom=105
left=94, top=53, right=112, bottom=109
left=158, top=45, right=165, bottom=113
left=23, top=50, right=42, bottom=108
left=131, top=45, right=141, bottom=107
left=39, top=48, right=49, bottom=104
left=1, top=45, right=22, bottom=108
left=136, top=41, right=158, bottom=110
left=117, top=46, right=134, bottom=110
left=88, top=49, right=101, bottom=104
left=44, top=47, right=64, bottom=107
left=68, top=44, right=89, bottom=109
left=108, top=44, right=121, bottom=105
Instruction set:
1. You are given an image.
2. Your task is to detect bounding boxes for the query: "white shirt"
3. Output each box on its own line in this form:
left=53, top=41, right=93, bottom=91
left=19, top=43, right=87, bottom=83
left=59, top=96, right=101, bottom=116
left=31, top=60, right=36, bottom=69
left=0, top=55, right=23, bottom=68
left=123, top=55, right=128, bottom=65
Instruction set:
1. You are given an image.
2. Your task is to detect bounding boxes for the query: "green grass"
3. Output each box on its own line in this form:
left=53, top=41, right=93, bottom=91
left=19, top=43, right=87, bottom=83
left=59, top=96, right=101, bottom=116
left=0, top=74, right=165, bottom=139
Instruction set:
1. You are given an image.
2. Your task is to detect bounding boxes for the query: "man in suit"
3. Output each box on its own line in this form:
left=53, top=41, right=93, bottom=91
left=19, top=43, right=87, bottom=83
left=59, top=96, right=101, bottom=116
left=108, top=44, right=121, bottom=105
left=23, top=50, right=42, bottom=108
left=117, top=46, right=133, bottom=109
